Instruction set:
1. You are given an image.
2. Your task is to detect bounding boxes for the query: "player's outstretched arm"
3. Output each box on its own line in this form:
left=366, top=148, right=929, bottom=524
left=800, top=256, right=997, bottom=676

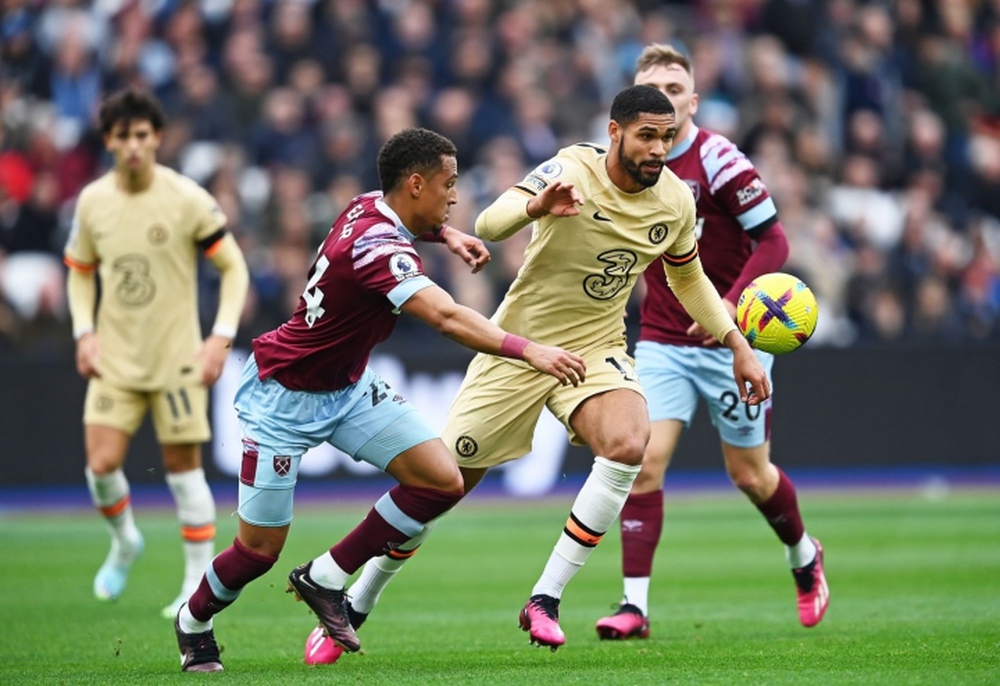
left=440, top=225, right=491, bottom=274
left=416, top=226, right=491, bottom=273
left=525, top=180, right=585, bottom=220
left=664, top=257, right=769, bottom=403
left=687, top=298, right=737, bottom=345
left=401, top=285, right=586, bottom=386
left=475, top=181, right=584, bottom=242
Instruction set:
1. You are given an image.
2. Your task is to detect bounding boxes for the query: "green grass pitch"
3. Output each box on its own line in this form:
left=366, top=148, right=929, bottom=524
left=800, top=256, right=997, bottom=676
left=1, top=488, right=998, bottom=685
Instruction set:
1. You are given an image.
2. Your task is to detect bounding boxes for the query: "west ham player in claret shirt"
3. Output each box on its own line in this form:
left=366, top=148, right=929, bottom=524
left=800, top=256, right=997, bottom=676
left=172, top=128, right=586, bottom=672
left=595, top=45, right=829, bottom=642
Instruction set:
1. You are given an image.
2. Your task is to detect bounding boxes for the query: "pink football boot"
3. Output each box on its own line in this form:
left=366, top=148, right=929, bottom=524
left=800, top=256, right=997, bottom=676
left=595, top=603, right=650, bottom=640
left=793, top=538, right=830, bottom=627
left=304, top=625, right=344, bottom=665
left=519, top=594, right=566, bottom=650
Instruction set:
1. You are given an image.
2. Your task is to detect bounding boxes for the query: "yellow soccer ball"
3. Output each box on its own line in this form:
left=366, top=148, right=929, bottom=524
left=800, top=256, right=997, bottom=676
left=736, top=272, right=819, bottom=354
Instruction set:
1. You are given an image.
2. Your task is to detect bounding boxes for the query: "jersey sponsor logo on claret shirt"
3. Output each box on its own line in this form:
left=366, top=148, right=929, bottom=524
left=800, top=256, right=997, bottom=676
left=388, top=253, right=419, bottom=282
left=683, top=179, right=700, bottom=202
left=737, top=179, right=766, bottom=206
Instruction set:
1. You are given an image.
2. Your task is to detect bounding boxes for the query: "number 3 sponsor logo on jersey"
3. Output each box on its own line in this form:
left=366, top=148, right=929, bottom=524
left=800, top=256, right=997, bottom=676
left=583, top=249, right=637, bottom=300
left=112, top=254, right=156, bottom=308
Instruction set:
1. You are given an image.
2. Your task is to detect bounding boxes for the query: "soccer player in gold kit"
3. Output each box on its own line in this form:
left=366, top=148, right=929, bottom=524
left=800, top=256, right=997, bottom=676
left=595, top=45, right=828, bottom=641
left=64, top=89, right=249, bottom=617
left=307, top=85, right=770, bottom=654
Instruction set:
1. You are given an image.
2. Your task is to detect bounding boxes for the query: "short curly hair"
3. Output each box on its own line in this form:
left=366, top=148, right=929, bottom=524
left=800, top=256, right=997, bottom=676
left=610, top=85, right=675, bottom=127
left=377, top=128, right=458, bottom=192
left=99, top=89, right=166, bottom=135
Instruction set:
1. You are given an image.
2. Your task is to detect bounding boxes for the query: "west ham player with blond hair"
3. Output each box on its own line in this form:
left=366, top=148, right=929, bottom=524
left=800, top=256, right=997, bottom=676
left=594, top=44, right=829, bottom=641
left=306, top=85, right=771, bottom=656
left=65, top=89, right=250, bottom=618
left=171, top=127, right=587, bottom=671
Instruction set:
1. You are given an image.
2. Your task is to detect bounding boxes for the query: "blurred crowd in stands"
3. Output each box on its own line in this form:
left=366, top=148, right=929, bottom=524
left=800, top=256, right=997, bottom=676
left=1, top=0, right=999, bottom=356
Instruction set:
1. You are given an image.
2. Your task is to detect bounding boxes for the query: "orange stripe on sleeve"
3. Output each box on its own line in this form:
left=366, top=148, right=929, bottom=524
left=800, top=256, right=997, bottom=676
left=181, top=524, right=217, bottom=543
left=64, top=255, right=97, bottom=273
left=564, top=516, right=603, bottom=547
left=203, top=237, right=225, bottom=258
left=662, top=245, right=699, bottom=267
left=99, top=496, right=130, bottom=518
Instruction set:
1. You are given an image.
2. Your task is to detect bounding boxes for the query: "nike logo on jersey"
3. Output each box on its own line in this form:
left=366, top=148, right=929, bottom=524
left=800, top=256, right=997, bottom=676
left=593, top=210, right=612, bottom=222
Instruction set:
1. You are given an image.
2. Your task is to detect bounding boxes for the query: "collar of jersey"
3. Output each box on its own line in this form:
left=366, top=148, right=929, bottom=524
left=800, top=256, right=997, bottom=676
left=667, top=124, right=699, bottom=162
left=375, top=197, right=417, bottom=243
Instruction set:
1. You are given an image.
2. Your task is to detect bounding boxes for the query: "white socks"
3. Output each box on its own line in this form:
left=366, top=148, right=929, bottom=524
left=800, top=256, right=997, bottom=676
left=86, top=467, right=142, bottom=557
left=532, top=457, right=640, bottom=599
left=178, top=601, right=211, bottom=633
left=623, top=577, right=651, bottom=615
left=309, top=551, right=351, bottom=590
left=166, top=468, right=217, bottom=592
left=786, top=534, right=818, bottom=569
left=348, top=522, right=436, bottom=613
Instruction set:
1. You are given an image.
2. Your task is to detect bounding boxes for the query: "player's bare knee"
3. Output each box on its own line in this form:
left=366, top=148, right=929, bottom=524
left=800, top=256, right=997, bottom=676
left=602, top=436, right=647, bottom=466
left=86, top=452, right=124, bottom=475
left=730, top=471, right=766, bottom=498
left=161, top=444, right=202, bottom=472
left=435, top=472, right=465, bottom=498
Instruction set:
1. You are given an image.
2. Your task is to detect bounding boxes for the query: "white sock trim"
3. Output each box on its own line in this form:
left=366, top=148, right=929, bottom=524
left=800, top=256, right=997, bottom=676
left=165, top=468, right=216, bottom=526
left=623, top=577, right=651, bottom=616
left=309, top=551, right=350, bottom=590
left=786, top=533, right=817, bottom=568
left=535, top=458, right=641, bottom=598
left=178, top=602, right=211, bottom=634
left=85, top=467, right=129, bottom=508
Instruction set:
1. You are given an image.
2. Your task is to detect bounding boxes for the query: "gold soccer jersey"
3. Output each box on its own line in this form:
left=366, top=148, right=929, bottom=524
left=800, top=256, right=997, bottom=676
left=477, top=143, right=700, bottom=354
left=65, top=165, right=227, bottom=390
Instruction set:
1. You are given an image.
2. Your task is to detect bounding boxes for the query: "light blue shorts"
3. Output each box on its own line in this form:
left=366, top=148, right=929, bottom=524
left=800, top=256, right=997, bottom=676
left=635, top=340, right=774, bottom=448
left=233, top=354, right=437, bottom=526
